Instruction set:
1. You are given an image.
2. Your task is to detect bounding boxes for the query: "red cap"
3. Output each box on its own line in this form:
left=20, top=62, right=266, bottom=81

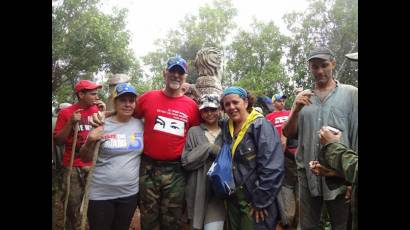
left=74, top=80, right=102, bottom=93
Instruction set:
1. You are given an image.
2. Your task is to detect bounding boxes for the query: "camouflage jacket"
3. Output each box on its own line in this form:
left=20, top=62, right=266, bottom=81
left=320, top=142, right=358, bottom=230
left=319, top=142, right=357, bottom=185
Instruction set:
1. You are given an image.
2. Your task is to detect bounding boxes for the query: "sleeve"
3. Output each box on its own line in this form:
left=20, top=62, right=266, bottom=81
left=181, top=128, right=214, bottom=171
left=54, top=109, right=69, bottom=136
left=321, top=142, right=358, bottom=185
left=349, top=87, right=358, bottom=152
left=252, top=119, right=285, bottom=209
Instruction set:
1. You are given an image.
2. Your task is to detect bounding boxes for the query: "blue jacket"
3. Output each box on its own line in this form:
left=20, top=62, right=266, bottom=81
left=222, top=117, right=285, bottom=229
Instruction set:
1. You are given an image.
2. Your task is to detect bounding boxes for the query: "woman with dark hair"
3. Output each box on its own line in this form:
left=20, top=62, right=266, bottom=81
left=220, top=86, right=284, bottom=230
left=182, top=93, right=225, bottom=230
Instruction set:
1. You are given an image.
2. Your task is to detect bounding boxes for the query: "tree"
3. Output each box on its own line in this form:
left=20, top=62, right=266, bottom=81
left=52, top=0, right=141, bottom=103
left=225, top=19, right=291, bottom=97
left=283, top=0, right=358, bottom=90
left=142, top=0, right=237, bottom=86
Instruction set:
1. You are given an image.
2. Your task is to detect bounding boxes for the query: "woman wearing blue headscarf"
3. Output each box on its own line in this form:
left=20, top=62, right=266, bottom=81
left=220, top=86, right=284, bottom=230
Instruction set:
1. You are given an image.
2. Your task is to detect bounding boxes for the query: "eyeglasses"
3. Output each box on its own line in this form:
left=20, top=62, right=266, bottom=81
left=168, top=66, right=185, bottom=75
left=201, top=107, right=218, bottom=113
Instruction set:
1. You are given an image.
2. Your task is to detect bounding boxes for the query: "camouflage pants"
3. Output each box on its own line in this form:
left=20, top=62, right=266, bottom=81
left=61, top=167, right=89, bottom=230
left=139, top=155, right=186, bottom=230
left=225, top=188, right=255, bottom=230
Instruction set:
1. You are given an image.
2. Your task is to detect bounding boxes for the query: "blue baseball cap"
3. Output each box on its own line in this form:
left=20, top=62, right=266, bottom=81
left=113, top=83, right=138, bottom=98
left=272, top=93, right=287, bottom=102
left=167, top=56, right=188, bottom=73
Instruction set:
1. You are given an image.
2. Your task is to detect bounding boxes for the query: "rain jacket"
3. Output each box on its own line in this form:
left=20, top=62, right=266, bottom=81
left=222, top=109, right=285, bottom=229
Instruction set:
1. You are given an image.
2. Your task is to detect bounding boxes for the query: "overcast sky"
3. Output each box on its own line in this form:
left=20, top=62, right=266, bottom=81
left=100, top=0, right=310, bottom=59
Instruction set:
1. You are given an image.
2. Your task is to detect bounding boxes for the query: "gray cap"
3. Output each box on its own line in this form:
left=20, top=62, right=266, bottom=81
left=199, top=94, right=220, bottom=110
left=308, top=47, right=335, bottom=61
left=345, top=52, right=358, bottom=61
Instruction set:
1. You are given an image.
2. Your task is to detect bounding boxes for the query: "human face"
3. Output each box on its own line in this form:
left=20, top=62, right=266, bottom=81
left=200, top=107, right=220, bottom=125
left=79, top=89, right=100, bottom=107
left=114, top=93, right=136, bottom=117
left=222, top=94, right=249, bottom=124
left=309, top=58, right=336, bottom=86
left=164, top=66, right=186, bottom=91
left=274, top=98, right=285, bottom=111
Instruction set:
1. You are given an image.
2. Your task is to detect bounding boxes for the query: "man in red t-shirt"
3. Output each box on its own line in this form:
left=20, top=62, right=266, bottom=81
left=54, top=80, right=105, bottom=230
left=134, top=56, right=200, bottom=230
left=266, top=93, right=290, bottom=149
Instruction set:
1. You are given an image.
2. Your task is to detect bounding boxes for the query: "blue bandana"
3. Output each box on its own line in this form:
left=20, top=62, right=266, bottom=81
left=223, top=86, right=247, bottom=99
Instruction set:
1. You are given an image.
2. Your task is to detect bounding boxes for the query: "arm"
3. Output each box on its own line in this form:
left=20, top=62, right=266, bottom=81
left=80, top=126, right=103, bottom=162
left=181, top=128, right=220, bottom=171
left=321, top=142, right=358, bottom=184
left=349, top=87, right=358, bottom=152
left=280, top=133, right=287, bottom=150
left=54, top=109, right=82, bottom=145
left=248, top=120, right=284, bottom=223
left=282, top=90, right=314, bottom=138
left=252, top=120, right=284, bottom=209
left=310, top=127, right=344, bottom=178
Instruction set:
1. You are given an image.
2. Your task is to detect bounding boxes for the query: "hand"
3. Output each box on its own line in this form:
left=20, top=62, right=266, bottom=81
left=345, top=186, right=352, bottom=204
left=249, top=207, right=268, bottom=223
left=89, top=111, right=105, bottom=127
left=293, top=90, right=314, bottom=112
left=87, top=126, right=104, bottom=142
left=280, top=135, right=287, bottom=151
left=94, top=100, right=106, bottom=111
left=309, top=160, right=340, bottom=177
left=70, top=109, right=83, bottom=125
left=319, top=127, right=341, bottom=145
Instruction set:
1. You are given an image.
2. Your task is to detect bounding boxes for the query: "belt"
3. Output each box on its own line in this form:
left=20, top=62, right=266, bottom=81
left=142, top=154, right=181, bottom=166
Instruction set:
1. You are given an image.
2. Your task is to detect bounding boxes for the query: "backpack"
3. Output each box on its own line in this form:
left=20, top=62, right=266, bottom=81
left=207, top=142, right=236, bottom=198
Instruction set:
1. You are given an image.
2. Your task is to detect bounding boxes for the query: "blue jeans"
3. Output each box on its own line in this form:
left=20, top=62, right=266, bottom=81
left=204, top=221, right=224, bottom=230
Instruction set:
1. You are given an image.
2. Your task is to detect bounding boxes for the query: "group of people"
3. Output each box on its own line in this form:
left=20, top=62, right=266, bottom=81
left=53, top=46, right=358, bottom=230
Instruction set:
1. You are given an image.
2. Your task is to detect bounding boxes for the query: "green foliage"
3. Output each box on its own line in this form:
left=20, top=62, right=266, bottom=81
left=53, top=0, right=358, bottom=108
left=225, top=19, right=291, bottom=98
left=142, top=0, right=237, bottom=84
left=52, top=0, right=141, bottom=103
left=283, top=0, right=358, bottom=90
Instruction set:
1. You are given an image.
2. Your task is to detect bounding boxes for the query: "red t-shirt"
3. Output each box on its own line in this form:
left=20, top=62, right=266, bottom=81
left=265, top=110, right=290, bottom=137
left=54, top=103, right=100, bottom=167
left=134, top=90, right=200, bottom=160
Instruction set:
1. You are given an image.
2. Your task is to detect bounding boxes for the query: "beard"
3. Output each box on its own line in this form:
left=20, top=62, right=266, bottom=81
left=168, top=80, right=181, bottom=90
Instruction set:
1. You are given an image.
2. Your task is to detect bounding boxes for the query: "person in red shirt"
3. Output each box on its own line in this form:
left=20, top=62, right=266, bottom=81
left=266, top=93, right=289, bottom=148
left=53, top=80, right=105, bottom=230
left=135, top=56, right=200, bottom=230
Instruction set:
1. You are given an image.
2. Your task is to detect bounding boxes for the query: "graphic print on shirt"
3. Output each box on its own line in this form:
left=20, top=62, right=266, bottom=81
left=101, top=132, right=143, bottom=152
left=75, top=115, right=94, bottom=151
left=154, top=115, right=185, bottom=137
left=274, top=116, right=288, bottom=127
left=78, top=115, right=93, bottom=132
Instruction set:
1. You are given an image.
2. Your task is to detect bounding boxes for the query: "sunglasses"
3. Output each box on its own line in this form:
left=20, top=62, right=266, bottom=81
left=201, top=107, right=218, bottom=112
